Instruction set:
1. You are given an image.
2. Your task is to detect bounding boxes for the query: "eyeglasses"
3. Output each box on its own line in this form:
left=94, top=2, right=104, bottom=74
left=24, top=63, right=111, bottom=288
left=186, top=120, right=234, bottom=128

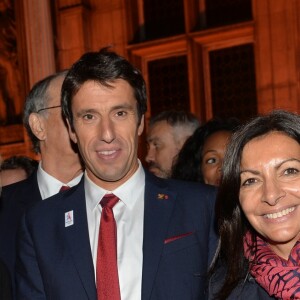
left=36, top=105, right=61, bottom=113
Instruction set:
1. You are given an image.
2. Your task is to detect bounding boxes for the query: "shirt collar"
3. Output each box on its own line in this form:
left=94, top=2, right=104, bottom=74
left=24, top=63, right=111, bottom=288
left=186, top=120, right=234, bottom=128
left=37, top=162, right=83, bottom=199
left=85, top=160, right=145, bottom=212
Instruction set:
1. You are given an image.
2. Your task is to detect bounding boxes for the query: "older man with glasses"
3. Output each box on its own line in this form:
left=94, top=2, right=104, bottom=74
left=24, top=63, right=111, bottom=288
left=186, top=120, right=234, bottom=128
left=0, top=70, right=84, bottom=297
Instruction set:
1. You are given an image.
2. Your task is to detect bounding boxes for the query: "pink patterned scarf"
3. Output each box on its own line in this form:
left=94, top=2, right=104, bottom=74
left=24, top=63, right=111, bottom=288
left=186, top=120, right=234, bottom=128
left=243, top=231, right=300, bottom=299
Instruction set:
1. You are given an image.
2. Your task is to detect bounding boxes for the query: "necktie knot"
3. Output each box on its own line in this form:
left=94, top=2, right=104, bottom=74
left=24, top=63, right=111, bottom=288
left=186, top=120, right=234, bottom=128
left=59, top=185, right=70, bottom=192
left=100, top=194, right=119, bottom=209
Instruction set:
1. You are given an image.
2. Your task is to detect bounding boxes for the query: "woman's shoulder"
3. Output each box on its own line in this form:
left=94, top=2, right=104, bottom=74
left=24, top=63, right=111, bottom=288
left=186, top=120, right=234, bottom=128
left=208, top=263, right=276, bottom=300
left=230, top=276, right=275, bottom=300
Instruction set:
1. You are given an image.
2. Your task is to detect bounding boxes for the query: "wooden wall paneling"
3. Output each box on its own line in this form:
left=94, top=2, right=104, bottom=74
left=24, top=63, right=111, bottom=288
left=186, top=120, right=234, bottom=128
left=198, top=42, right=213, bottom=120
left=15, top=0, right=29, bottom=105
left=23, top=0, right=56, bottom=86
left=275, top=0, right=299, bottom=113
left=188, top=41, right=201, bottom=121
left=56, top=4, right=91, bottom=69
left=127, top=37, right=188, bottom=123
left=123, top=0, right=140, bottom=44
left=184, top=0, right=201, bottom=33
left=15, top=1, right=31, bottom=159
left=252, top=0, right=274, bottom=112
left=187, top=37, right=207, bottom=122
left=253, top=0, right=299, bottom=113
left=0, top=142, right=31, bottom=160
left=21, top=0, right=56, bottom=159
left=190, top=23, right=254, bottom=120
left=125, top=52, right=148, bottom=163
left=124, top=0, right=145, bottom=44
left=296, top=0, right=300, bottom=113
left=57, top=0, right=88, bottom=6
left=190, top=22, right=254, bottom=47
left=0, top=0, right=56, bottom=160
left=22, top=0, right=56, bottom=159
left=22, top=0, right=57, bottom=158
left=267, top=0, right=298, bottom=112
left=127, top=38, right=188, bottom=162
left=89, top=0, right=127, bottom=56
left=127, top=52, right=149, bottom=118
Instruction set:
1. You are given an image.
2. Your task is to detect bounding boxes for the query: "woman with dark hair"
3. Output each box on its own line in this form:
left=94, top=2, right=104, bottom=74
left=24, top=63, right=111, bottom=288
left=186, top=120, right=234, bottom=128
left=172, top=117, right=240, bottom=185
left=209, top=110, right=300, bottom=299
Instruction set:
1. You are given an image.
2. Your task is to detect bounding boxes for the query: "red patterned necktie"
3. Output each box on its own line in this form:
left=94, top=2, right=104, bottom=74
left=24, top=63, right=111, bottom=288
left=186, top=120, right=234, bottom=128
left=96, top=194, right=121, bottom=300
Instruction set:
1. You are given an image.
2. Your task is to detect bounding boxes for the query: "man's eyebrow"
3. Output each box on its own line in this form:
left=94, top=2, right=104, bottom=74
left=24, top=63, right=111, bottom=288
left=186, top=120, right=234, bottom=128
left=147, top=136, right=160, bottom=143
left=111, top=103, right=135, bottom=110
left=75, top=109, right=97, bottom=117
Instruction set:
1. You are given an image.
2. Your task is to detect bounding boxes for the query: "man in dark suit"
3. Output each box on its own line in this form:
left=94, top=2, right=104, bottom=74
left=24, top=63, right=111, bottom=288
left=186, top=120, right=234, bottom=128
left=0, top=258, right=12, bottom=300
left=145, top=110, right=199, bottom=179
left=16, top=48, right=217, bottom=299
left=0, top=71, right=83, bottom=296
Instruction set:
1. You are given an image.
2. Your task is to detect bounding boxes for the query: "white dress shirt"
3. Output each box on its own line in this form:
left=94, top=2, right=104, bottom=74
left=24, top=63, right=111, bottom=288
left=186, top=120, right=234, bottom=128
left=85, top=160, right=145, bottom=300
left=37, top=162, right=83, bottom=200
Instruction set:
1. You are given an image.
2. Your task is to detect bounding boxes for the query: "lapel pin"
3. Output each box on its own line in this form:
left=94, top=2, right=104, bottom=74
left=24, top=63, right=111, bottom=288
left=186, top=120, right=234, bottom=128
left=65, top=210, right=74, bottom=227
left=157, top=193, right=169, bottom=200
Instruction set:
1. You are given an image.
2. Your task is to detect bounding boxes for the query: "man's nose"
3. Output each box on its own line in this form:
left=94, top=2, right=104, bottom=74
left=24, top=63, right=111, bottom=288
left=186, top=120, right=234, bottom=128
left=145, top=146, right=155, bottom=163
left=99, top=117, right=115, bottom=143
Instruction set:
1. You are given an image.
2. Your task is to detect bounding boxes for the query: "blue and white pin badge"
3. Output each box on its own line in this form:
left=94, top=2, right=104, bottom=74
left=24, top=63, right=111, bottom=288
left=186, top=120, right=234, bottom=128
left=65, top=210, right=74, bottom=227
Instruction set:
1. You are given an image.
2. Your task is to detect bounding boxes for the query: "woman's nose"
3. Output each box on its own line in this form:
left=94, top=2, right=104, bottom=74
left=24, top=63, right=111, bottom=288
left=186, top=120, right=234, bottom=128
left=261, top=179, right=285, bottom=206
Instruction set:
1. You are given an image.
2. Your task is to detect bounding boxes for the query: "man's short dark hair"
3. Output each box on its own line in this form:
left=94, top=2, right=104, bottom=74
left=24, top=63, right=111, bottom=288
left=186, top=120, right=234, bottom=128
left=61, top=47, right=147, bottom=129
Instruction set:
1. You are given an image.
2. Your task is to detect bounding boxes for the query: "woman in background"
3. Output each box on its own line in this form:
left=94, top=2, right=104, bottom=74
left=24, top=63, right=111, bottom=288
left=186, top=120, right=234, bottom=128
left=172, top=117, right=240, bottom=186
left=209, top=110, right=300, bottom=299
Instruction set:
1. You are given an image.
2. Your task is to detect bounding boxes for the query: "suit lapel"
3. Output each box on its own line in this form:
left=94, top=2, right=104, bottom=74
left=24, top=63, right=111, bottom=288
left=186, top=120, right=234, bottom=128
left=142, top=172, right=176, bottom=300
left=62, top=180, right=97, bottom=300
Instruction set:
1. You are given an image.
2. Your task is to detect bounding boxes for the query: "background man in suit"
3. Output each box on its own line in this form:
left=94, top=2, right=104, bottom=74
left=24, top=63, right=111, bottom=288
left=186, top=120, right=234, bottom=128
left=146, top=110, right=199, bottom=179
left=0, top=70, right=83, bottom=296
left=16, top=48, right=217, bottom=299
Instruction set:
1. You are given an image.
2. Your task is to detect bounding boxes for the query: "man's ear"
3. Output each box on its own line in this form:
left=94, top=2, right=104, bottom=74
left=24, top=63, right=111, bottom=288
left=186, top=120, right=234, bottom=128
left=138, top=115, right=144, bottom=136
left=67, top=119, right=77, bottom=143
left=29, top=113, right=46, bottom=140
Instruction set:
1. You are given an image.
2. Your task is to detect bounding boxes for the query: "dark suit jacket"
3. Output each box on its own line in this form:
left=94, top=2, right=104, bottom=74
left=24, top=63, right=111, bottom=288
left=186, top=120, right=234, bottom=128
left=0, top=171, right=41, bottom=286
left=0, top=259, right=13, bottom=300
left=16, top=170, right=217, bottom=300
left=208, top=263, right=276, bottom=300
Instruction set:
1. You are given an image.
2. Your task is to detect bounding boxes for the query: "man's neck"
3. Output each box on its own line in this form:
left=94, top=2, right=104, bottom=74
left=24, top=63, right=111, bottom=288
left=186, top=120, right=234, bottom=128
left=40, top=156, right=83, bottom=184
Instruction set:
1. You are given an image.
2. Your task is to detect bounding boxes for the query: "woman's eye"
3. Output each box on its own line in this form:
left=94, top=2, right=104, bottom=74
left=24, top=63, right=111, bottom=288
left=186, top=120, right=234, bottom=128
left=283, top=168, right=299, bottom=175
left=206, top=158, right=217, bottom=164
left=241, top=177, right=257, bottom=186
